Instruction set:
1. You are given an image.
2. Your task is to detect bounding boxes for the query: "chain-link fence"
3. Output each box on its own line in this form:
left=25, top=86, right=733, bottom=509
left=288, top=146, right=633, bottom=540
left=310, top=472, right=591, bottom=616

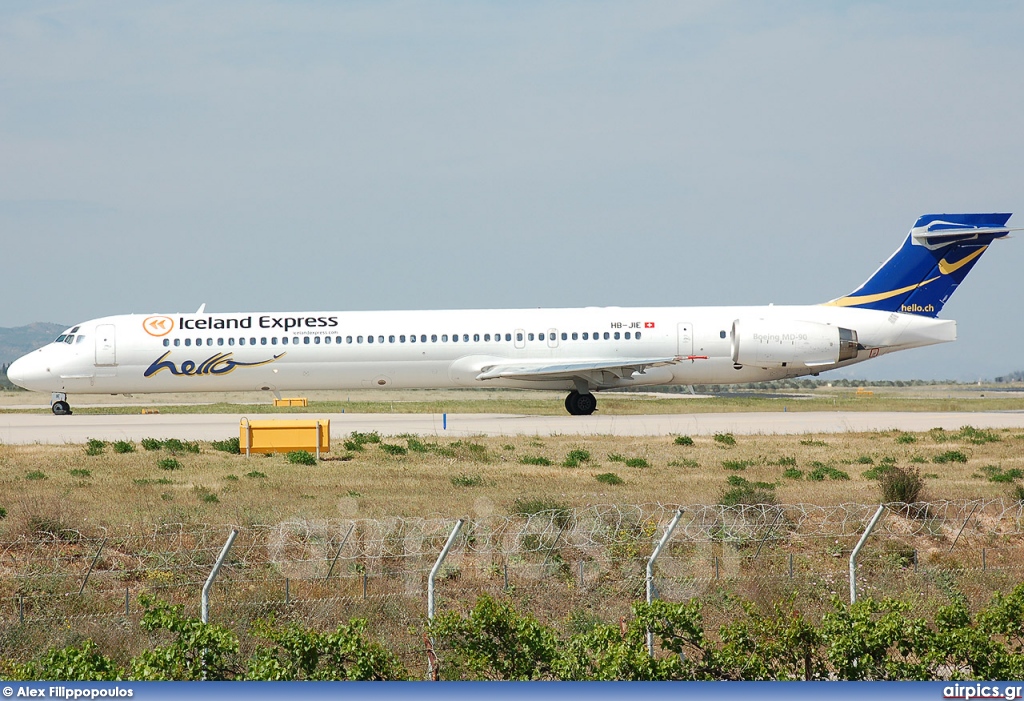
left=3, top=500, right=1023, bottom=670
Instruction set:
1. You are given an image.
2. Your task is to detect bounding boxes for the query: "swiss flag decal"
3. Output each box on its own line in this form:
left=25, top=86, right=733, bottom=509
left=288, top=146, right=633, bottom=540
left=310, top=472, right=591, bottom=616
left=644, top=322, right=655, bottom=329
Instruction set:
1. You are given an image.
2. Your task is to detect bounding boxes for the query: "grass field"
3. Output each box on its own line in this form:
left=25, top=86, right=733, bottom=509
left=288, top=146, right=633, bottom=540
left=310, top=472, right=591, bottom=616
left=1, top=424, right=1022, bottom=532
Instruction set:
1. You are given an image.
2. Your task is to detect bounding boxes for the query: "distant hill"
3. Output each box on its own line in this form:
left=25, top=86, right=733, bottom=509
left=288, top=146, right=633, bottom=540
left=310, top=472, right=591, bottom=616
left=0, top=322, right=66, bottom=366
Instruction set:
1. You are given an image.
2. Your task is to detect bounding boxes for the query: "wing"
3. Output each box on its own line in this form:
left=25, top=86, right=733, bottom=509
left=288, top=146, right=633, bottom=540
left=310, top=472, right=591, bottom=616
left=475, top=356, right=689, bottom=383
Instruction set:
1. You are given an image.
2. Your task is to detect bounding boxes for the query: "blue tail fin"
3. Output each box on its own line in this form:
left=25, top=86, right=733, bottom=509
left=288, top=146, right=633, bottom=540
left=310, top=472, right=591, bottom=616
left=825, top=213, right=1012, bottom=316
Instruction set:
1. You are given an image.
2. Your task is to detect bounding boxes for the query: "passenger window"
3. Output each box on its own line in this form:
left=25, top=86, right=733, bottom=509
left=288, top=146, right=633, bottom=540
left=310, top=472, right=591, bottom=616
left=431, top=334, right=438, bottom=342
left=163, top=339, right=169, bottom=347
left=347, top=336, right=353, bottom=344
left=561, top=332, right=567, bottom=341
left=368, top=336, right=374, bottom=344
left=452, top=334, right=458, bottom=342
left=400, top=335, right=406, bottom=343
left=389, top=335, right=395, bottom=343
left=582, top=332, right=588, bottom=340
left=185, top=339, right=192, bottom=347
left=304, top=337, right=310, bottom=345
left=229, top=338, right=235, bottom=346
left=474, top=334, right=480, bottom=342
left=325, top=336, right=332, bottom=344
left=409, top=335, right=415, bottom=343
left=505, top=333, right=512, bottom=341
left=571, top=332, right=578, bottom=340
left=238, top=338, right=245, bottom=346
left=250, top=338, right=255, bottom=345
left=604, top=332, right=610, bottom=340
left=217, top=338, right=224, bottom=346
left=624, top=332, right=630, bottom=340
left=272, top=337, right=278, bottom=345
left=484, top=334, right=490, bottom=342
left=261, top=337, right=267, bottom=345
left=421, top=335, right=427, bottom=343
left=516, top=332, right=523, bottom=342
left=614, top=332, right=620, bottom=340
left=378, top=336, right=384, bottom=343
left=207, top=338, right=213, bottom=346
left=174, top=339, right=181, bottom=347
left=314, top=336, right=321, bottom=344
left=528, top=333, right=534, bottom=341
left=196, top=338, right=202, bottom=346
left=636, top=331, right=642, bottom=340
left=442, top=334, right=449, bottom=342
left=720, top=330, right=727, bottom=339
left=357, top=336, right=363, bottom=343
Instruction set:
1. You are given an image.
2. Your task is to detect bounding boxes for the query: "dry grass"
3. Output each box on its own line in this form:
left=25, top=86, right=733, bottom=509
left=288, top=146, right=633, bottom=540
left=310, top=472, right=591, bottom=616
left=1, top=426, right=1023, bottom=533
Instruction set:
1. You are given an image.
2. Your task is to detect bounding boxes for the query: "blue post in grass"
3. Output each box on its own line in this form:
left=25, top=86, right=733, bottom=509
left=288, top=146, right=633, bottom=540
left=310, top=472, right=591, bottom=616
left=443, top=413, right=447, bottom=430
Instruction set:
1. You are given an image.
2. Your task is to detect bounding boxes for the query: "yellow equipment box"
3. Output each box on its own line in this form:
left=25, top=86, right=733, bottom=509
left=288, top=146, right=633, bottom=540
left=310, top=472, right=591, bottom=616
left=240, top=418, right=330, bottom=457
left=273, top=397, right=308, bottom=407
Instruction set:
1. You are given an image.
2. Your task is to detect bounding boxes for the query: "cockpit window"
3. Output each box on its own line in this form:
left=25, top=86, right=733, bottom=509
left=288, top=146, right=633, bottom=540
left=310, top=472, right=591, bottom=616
left=76, top=336, right=86, bottom=344
left=70, top=326, right=80, bottom=333
left=64, top=335, right=75, bottom=344
left=55, top=335, right=67, bottom=343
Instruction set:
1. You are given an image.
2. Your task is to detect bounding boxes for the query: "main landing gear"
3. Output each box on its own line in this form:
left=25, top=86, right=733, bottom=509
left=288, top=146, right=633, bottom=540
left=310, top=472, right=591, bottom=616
left=564, top=390, right=597, bottom=416
left=51, top=392, right=72, bottom=416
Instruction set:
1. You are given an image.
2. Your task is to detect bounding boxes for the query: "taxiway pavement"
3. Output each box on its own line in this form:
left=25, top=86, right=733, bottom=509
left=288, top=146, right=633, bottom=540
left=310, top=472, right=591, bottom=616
left=3, top=411, right=1024, bottom=444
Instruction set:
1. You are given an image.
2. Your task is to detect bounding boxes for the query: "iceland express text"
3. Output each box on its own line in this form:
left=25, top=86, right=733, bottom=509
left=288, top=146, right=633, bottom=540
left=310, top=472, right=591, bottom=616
left=178, top=315, right=338, bottom=332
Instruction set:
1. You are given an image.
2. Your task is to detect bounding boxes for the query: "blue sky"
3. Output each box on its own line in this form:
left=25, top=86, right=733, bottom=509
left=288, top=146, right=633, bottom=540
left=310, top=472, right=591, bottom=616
left=1, top=2, right=1022, bottom=379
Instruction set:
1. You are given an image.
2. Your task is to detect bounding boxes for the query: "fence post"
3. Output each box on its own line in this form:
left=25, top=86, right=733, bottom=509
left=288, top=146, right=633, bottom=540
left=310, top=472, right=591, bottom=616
left=647, top=509, right=683, bottom=657
left=324, top=524, right=355, bottom=581
left=202, top=529, right=238, bottom=624
left=125, top=588, right=130, bottom=616
left=789, top=552, right=794, bottom=579
left=285, top=578, right=290, bottom=605
left=982, top=547, right=987, bottom=571
left=849, top=505, right=885, bottom=604
left=949, top=503, right=980, bottom=552
left=428, top=519, right=465, bottom=620
left=79, top=536, right=107, bottom=595
left=363, top=571, right=367, bottom=599
left=19, top=595, right=24, bottom=624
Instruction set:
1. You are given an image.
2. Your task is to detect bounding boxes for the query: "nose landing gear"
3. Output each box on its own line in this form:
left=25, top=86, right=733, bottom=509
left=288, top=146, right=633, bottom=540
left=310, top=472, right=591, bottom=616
left=51, top=393, right=73, bottom=416
left=564, top=390, right=597, bottom=416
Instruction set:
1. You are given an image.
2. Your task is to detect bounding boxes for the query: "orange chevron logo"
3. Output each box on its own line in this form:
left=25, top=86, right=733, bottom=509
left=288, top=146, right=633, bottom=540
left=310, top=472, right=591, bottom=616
left=938, top=246, right=988, bottom=275
left=143, top=316, right=174, bottom=337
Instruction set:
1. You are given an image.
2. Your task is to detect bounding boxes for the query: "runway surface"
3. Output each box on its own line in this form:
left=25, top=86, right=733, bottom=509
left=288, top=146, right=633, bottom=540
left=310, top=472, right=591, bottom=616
left=3, top=411, right=1024, bottom=444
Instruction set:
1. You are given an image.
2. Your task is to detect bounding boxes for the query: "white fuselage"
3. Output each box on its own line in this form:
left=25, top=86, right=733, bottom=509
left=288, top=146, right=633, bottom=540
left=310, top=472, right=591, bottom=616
left=8, top=304, right=956, bottom=398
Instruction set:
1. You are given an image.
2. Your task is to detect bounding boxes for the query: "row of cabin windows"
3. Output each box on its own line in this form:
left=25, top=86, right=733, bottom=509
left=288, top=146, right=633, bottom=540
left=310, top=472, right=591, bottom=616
left=161, top=330, right=645, bottom=348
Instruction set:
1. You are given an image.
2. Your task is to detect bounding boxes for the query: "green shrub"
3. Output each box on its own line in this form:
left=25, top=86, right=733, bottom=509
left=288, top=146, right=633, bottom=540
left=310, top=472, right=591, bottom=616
left=163, top=438, right=200, bottom=454
left=608, top=453, right=626, bottom=463
left=720, top=477, right=777, bottom=506
left=595, top=472, right=624, bottom=485
left=406, top=438, right=431, bottom=453
left=799, top=439, right=828, bottom=447
left=625, top=457, right=650, bottom=468
left=141, top=438, right=163, bottom=451
left=674, top=436, right=694, bottom=446
left=910, top=455, right=927, bottom=464
left=212, top=437, right=240, bottom=454
left=895, top=433, right=917, bottom=444
left=808, top=465, right=850, bottom=481
left=287, top=450, right=318, bottom=465
left=980, top=465, right=1024, bottom=483
left=933, top=450, right=968, bottom=464
left=0, top=507, right=6, bottom=520
left=512, top=498, right=571, bottom=527
left=782, top=467, right=803, bottom=480
left=194, top=487, right=219, bottom=504
left=1012, top=484, right=1024, bottom=503
left=862, top=464, right=896, bottom=480
left=157, top=458, right=181, bottom=471
left=224, top=474, right=239, bottom=481
left=856, top=455, right=874, bottom=465
left=563, top=449, right=591, bottom=467
left=451, top=474, right=484, bottom=487
left=379, top=443, right=407, bottom=456
left=69, top=468, right=91, bottom=478
left=520, top=455, right=553, bottom=466
left=880, top=466, right=925, bottom=504
left=85, top=439, right=105, bottom=456
left=773, top=456, right=797, bottom=466
left=958, top=426, right=1001, bottom=444
left=713, top=433, right=736, bottom=446
left=112, top=440, right=135, bottom=454
left=25, top=471, right=47, bottom=480
left=722, top=460, right=751, bottom=471
left=245, top=470, right=267, bottom=479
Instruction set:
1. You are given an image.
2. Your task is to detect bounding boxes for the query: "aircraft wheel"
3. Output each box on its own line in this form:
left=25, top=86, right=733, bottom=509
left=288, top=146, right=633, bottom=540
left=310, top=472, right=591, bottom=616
left=565, top=391, right=579, bottom=414
left=565, top=391, right=597, bottom=416
left=52, top=401, right=72, bottom=416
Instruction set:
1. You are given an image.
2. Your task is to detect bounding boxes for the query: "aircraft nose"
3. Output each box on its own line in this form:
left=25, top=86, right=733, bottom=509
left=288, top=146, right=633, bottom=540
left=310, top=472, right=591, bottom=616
left=6, top=351, right=48, bottom=391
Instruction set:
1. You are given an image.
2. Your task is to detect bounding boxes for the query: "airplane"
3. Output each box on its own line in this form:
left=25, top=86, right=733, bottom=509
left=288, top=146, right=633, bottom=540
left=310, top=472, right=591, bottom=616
left=6, top=213, right=1014, bottom=416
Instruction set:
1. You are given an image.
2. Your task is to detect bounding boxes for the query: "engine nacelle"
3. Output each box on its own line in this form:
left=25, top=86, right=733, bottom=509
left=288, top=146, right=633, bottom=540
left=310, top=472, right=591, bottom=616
left=731, top=319, right=859, bottom=368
